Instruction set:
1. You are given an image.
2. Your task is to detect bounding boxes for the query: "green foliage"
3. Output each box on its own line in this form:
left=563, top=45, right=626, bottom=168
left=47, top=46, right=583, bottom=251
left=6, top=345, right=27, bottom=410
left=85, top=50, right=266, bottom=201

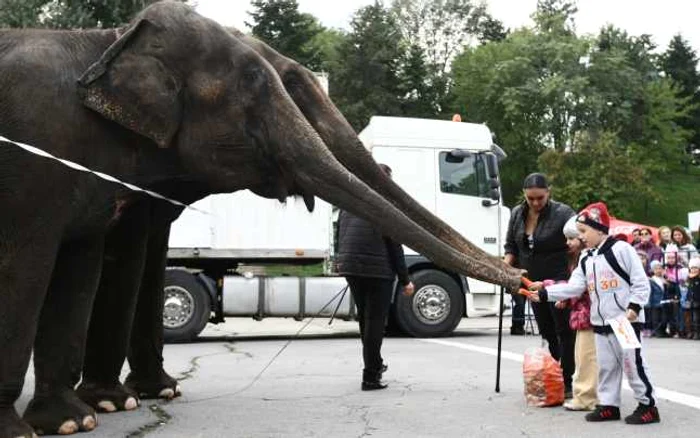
left=660, top=34, right=700, bottom=162
left=330, top=2, right=404, bottom=130
left=0, top=0, right=46, bottom=27
left=538, top=132, right=654, bottom=216
left=626, top=166, right=700, bottom=226
left=247, top=0, right=323, bottom=70
left=449, top=5, right=695, bottom=215
left=449, top=23, right=590, bottom=201
left=0, top=0, right=167, bottom=29
left=391, top=0, right=500, bottom=115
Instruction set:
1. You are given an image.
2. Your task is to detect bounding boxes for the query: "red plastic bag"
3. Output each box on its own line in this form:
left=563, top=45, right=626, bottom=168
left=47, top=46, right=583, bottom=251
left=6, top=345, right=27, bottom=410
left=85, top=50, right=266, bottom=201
left=522, top=347, right=564, bottom=407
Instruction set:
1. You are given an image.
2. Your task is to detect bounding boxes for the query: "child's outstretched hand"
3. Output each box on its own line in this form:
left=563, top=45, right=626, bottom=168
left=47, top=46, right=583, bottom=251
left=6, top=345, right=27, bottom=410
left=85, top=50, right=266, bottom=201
left=519, top=288, right=540, bottom=302
left=528, top=281, right=544, bottom=291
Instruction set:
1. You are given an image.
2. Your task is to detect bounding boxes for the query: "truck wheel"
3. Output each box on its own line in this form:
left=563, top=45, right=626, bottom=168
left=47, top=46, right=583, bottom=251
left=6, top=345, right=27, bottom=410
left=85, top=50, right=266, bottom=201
left=394, top=270, right=463, bottom=337
left=163, top=270, right=211, bottom=343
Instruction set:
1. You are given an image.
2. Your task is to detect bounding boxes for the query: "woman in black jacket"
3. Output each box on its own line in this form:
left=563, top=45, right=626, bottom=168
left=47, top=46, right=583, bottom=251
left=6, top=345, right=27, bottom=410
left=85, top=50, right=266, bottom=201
left=504, top=173, right=576, bottom=397
left=336, top=164, right=414, bottom=390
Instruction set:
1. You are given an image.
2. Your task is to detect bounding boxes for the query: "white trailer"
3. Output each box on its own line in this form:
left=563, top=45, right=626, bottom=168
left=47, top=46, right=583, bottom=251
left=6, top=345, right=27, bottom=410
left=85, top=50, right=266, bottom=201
left=164, top=116, right=510, bottom=341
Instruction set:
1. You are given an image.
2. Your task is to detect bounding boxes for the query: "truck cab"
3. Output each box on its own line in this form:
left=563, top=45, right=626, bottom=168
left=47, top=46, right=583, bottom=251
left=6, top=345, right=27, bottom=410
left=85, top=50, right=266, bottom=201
left=358, top=116, right=509, bottom=335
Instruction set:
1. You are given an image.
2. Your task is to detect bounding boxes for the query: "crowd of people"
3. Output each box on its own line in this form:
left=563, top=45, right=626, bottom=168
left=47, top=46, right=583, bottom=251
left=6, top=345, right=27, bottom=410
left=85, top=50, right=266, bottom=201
left=630, top=225, right=700, bottom=339
left=506, top=172, right=700, bottom=426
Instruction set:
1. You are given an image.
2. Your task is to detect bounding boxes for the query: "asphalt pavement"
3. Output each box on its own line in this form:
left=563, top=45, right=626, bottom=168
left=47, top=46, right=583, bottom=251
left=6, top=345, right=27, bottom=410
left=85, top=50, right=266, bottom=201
left=16, top=315, right=700, bottom=437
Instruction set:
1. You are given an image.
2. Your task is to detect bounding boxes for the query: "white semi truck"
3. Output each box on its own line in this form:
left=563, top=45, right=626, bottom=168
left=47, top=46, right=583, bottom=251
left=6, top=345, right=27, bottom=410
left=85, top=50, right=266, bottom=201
left=164, top=116, right=510, bottom=341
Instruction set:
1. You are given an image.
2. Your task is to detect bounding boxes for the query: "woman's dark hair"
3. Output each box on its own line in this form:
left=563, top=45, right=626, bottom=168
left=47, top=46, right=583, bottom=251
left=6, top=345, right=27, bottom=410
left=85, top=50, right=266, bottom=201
left=671, top=225, right=691, bottom=245
left=522, top=172, right=549, bottom=189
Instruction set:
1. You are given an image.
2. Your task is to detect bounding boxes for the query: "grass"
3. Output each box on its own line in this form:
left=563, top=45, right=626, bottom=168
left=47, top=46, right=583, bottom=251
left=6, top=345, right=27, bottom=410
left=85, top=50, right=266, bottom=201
left=255, top=262, right=326, bottom=277
left=627, top=165, right=700, bottom=229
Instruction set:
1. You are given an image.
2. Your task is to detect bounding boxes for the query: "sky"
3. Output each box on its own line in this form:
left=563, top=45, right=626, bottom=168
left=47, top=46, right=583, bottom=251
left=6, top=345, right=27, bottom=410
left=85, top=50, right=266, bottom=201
left=194, top=0, right=700, bottom=53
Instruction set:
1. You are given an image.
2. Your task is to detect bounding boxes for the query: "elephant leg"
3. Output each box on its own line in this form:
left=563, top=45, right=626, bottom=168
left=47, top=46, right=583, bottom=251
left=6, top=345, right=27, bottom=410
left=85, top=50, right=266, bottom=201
left=23, top=235, right=104, bottom=436
left=77, top=202, right=150, bottom=413
left=125, top=217, right=181, bottom=400
left=0, top=230, right=61, bottom=438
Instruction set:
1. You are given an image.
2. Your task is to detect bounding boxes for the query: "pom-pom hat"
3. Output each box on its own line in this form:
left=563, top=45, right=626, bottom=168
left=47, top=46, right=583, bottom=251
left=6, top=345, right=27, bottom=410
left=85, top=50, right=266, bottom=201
left=577, top=202, right=611, bottom=234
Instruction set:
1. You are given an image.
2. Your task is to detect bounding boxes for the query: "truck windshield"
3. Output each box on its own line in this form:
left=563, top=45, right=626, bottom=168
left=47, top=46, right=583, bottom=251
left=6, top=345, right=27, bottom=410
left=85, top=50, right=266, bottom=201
left=438, top=152, right=490, bottom=198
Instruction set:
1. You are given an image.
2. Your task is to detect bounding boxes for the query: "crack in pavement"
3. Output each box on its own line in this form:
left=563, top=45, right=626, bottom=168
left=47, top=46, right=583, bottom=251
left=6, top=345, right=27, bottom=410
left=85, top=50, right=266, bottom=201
left=176, top=342, right=252, bottom=382
left=357, top=406, right=376, bottom=438
left=124, top=403, right=172, bottom=438
left=223, top=342, right=253, bottom=358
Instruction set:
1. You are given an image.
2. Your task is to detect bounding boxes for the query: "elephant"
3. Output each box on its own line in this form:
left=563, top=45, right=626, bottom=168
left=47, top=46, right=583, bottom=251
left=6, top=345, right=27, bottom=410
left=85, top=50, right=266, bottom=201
left=0, top=1, right=522, bottom=437
left=74, top=23, right=528, bottom=417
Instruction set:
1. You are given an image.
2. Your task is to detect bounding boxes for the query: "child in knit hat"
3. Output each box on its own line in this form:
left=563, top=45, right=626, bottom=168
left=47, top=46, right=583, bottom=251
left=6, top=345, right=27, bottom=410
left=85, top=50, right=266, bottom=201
left=688, top=257, right=700, bottom=340
left=526, top=202, right=661, bottom=424
left=559, top=216, right=598, bottom=411
left=649, top=260, right=668, bottom=337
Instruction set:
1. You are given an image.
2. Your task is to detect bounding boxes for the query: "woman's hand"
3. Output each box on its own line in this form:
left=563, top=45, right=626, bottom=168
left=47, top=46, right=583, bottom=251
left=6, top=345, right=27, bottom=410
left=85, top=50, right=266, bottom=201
left=555, top=300, right=566, bottom=310
left=403, top=282, right=415, bottom=296
left=626, top=309, right=638, bottom=322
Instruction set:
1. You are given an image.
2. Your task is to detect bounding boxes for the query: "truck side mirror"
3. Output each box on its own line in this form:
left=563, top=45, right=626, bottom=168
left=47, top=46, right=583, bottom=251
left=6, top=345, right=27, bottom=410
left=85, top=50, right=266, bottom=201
left=484, top=152, right=500, bottom=180
left=482, top=187, right=501, bottom=206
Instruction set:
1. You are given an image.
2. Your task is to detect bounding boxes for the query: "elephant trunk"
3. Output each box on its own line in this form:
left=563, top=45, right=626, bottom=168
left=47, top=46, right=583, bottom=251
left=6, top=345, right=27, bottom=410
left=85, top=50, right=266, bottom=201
left=277, top=110, right=522, bottom=291
left=231, top=32, right=519, bottom=278
left=282, top=77, right=522, bottom=281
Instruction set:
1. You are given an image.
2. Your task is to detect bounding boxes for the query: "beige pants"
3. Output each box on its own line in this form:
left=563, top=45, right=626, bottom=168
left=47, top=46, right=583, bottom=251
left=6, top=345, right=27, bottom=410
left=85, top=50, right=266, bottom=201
left=571, top=329, right=598, bottom=409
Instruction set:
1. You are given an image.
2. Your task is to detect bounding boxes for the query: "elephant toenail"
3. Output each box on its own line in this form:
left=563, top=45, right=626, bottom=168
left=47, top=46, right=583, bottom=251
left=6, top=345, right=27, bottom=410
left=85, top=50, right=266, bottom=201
left=159, top=388, right=175, bottom=399
left=97, top=400, right=117, bottom=412
left=124, top=397, right=139, bottom=410
left=57, top=420, right=78, bottom=435
left=82, top=415, right=97, bottom=431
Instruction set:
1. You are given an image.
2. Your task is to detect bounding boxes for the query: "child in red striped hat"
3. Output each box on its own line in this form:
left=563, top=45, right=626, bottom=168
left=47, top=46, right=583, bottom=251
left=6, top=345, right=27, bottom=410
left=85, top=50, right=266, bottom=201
left=526, top=201, right=661, bottom=425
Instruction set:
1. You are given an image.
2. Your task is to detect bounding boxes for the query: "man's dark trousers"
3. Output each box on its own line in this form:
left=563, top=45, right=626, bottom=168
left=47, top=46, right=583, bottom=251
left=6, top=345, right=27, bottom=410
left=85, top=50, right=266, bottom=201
left=346, top=276, right=393, bottom=382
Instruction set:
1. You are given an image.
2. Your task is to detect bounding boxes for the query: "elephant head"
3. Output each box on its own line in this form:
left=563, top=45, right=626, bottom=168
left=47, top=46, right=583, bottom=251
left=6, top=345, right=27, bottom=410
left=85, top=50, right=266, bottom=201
left=77, top=1, right=521, bottom=290
left=232, top=29, right=523, bottom=288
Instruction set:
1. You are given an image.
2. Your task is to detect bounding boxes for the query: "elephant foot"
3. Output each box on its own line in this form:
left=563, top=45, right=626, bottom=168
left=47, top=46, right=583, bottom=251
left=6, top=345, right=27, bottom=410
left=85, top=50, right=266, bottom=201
left=0, top=407, right=37, bottom=438
left=75, top=381, right=139, bottom=413
left=124, top=369, right=181, bottom=400
left=22, top=391, right=96, bottom=436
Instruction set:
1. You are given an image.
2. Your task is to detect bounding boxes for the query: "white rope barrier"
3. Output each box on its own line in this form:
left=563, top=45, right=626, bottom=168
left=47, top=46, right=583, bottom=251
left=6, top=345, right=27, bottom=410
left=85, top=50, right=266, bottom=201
left=0, top=134, right=209, bottom=215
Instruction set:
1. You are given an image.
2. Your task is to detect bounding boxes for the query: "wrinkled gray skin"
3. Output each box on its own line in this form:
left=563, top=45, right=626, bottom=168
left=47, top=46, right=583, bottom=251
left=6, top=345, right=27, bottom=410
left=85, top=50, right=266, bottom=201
left=0, top=2, right=521, bottom=437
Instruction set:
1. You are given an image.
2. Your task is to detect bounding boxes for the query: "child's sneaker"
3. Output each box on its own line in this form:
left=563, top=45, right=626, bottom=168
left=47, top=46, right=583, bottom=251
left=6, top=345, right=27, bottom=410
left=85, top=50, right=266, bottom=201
left=624, top=404, right=660, bottom=425
left=585, top=405, right=620, bottom=422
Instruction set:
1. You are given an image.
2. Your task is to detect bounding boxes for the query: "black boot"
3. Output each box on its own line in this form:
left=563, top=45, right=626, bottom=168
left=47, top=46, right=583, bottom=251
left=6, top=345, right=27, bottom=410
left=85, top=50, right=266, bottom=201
left=361, top=381, right=388, bottom=391
left=510, top=325, right=525, bottom=336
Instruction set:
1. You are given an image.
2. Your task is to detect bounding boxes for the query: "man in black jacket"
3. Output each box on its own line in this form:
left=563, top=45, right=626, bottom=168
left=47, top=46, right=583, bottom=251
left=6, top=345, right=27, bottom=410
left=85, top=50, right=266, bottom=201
left=336, top=164, right=414, bottom=391
left=504, top=173, right=576, bottom=397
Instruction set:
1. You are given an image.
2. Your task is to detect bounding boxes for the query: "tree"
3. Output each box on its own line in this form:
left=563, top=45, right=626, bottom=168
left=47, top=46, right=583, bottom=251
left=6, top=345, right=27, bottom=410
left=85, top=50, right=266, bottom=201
left=247, top=0, right=323, bottom=70
left=475, top=15, right=508, bottom=43
left=390, top=0, right=500, bottom=115
left=330, top=2, right=404, bottom=130
left=660, top=34, right=700, bottom=167
left=0, top=0, right=175, bottom=29
left=538, top=132, right=654, bottom=217
left=449, top=3, right=590, bottom=202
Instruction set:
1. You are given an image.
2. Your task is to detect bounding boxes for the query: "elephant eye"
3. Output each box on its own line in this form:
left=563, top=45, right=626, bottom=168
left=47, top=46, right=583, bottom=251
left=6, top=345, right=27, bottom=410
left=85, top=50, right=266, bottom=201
left=242, top=65, right=268, bottom=90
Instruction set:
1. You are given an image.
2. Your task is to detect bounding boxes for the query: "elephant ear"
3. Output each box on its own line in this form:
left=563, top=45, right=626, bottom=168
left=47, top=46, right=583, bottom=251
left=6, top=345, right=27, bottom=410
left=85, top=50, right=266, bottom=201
left=77, top=20, right=182, bottom=148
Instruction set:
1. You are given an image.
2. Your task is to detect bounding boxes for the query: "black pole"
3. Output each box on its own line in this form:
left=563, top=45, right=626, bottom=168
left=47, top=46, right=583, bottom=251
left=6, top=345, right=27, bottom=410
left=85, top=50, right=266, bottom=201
left=495, top=286, right=505, bottom=393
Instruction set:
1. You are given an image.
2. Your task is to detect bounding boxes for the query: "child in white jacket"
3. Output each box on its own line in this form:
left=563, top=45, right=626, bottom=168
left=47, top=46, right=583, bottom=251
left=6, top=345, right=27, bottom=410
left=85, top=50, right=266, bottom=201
left=527, top=202, right=660, bottom=425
